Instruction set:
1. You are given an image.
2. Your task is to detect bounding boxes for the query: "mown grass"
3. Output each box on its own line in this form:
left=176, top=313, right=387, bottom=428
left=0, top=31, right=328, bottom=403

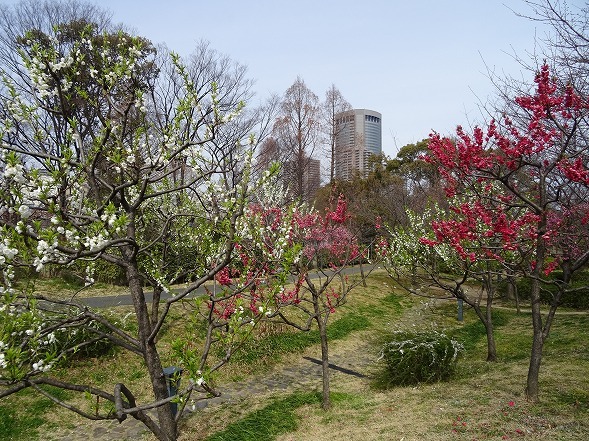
left=0, top=273, right=396, bottom=440
left=186, top=281, right=589, bottom=441
left=200, top=391, right=367, bottom=441
left=202, top=392, right=321, bottom=441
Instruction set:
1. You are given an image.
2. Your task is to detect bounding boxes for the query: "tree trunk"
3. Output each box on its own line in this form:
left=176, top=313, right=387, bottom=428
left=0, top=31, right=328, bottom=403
left=483, top=274, right=497, bottom=362
left=459, top=280, right=497, bottom=362
left=526, top=306, right=544, bottom=402
left=359, top=260, right=367, bottom=287
left=127, top=263, right=177, bottom=441
left=330, top=139, right=336, bottom=183
left=471, top=303, right=497, bottom=362
left=484, top=297, right=497, bottom=362
left=316, top=315, right=331, bottom=410
left=526, top=264, right=568, bottom=402
left=514, top=279, right=520, bottom=314
left=151, top=285, right=162, bottom=328
left=507, top=273, right=521, bottom=313
left=526, top=229, right=547, bottom=403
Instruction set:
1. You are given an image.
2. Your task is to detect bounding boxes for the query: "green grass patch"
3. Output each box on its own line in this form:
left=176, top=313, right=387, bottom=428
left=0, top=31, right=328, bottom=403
left=0, top=403, right=47, bottom=441
left=204, top=392, right=321, bottom=441
left=203, top=392, right=362, bottom=441
left=555, top=389, right=589, bottom=410
left=381, top=292, right=405, bottom=310
left=544, top=315, right=589, bottom=359
left=0, top=386, right=70, bottom=441
left=230, top=313, right=370, bottom=364
left=327, top=313, right=370, bottom=339
left=446, top=308, right=511, bottom=351
left=355, top=291, right=407, bottom=318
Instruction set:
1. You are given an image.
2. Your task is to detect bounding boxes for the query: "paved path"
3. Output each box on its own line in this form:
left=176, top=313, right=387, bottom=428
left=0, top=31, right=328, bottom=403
left=77, top=266, right=378, bottom=308
left=53, top=334, right=376, bottom=441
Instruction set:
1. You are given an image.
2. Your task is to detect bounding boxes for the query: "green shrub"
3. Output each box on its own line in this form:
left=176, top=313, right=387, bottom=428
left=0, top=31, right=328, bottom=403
left=1, top=301, right=120, bottom=381
left=376, top=329, right=463, bottom=387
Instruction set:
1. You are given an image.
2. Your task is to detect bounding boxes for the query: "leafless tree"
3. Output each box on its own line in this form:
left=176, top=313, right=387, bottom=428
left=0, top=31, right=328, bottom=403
left=323, top=84, right=351, bottom=183
left=272, top=77, right=321, bottom=201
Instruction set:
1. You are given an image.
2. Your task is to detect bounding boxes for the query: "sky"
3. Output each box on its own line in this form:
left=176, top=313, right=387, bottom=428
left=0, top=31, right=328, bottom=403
left=8, top=0, right=576, bottom=156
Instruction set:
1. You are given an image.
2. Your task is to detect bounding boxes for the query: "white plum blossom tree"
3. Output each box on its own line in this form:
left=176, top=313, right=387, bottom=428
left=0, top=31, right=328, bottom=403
left=0, top=16, right=296, bottom=441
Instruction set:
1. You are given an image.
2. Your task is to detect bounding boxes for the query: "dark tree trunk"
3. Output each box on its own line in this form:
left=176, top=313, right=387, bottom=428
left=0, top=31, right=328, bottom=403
left=151, top=285, right=162, bottom=328
left=483, top=274, right=497, bottom=362
left=526, top=231, right=547, bottom=403
left=359, top=260, right=367, bottom=287
left=471, top=303, right=497, bottom=362
left=458, top=281, right=497, bottom=362
left=484, top=296, right=497, bottom=362
left=526, top=258, right=568, bottom=402
left=526, top=282, right=544, bottom=402
left=506, top=272, right=521, bottom=313
left=311, top=287, right=332, bottom=410
left=127, top=263, right=177, bottom=441
left=316, top=314, right=331, bottom=410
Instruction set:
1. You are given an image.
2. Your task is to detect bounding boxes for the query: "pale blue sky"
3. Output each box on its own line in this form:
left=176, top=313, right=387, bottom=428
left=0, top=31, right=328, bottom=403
left=10, top=0, right=576, bottom=155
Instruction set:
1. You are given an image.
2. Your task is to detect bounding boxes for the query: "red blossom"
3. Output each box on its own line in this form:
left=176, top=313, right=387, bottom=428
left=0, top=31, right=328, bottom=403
left=424, top=63, right=589, bottom=275
left=558, top=157, right=589, bottom=185
left=215, top=266, right=232, bottom=286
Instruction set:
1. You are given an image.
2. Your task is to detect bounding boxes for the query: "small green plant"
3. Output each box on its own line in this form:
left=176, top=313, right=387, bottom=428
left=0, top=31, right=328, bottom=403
left=375, top=329, right=463, bottom=387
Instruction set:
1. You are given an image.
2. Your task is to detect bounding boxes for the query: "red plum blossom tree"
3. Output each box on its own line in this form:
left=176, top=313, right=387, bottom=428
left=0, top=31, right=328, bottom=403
left=425, top=64, right=589, bottom=401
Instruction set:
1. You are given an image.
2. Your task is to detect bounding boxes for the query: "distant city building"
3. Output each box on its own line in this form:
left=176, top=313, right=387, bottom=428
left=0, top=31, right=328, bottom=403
left=256, top=137, right=321, bottom=201
left=334, top=109, right=382, bottom=180
left=304, top=157, right=321, bottom=199
left=283, top=156, right=321, bottom=201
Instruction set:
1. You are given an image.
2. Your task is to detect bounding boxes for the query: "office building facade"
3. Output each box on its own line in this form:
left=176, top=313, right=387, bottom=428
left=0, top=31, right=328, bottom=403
left=334, top=109, right=382, bottom=180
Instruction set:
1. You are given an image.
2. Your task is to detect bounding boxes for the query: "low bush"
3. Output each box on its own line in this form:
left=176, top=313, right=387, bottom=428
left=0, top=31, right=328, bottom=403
left=1, top=300, right=119, bottom=382
left=375, top=329, right=463, bottom=387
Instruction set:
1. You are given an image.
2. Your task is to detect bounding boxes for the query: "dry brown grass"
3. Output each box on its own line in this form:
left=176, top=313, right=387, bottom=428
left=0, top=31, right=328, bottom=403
left=173, top=273, right=589, bottom=441
left=179, top=352, right=589, bottom=441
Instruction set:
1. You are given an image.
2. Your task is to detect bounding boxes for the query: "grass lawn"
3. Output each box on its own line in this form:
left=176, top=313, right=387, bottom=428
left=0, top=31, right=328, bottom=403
left=1, top=271, right=589, bottom=441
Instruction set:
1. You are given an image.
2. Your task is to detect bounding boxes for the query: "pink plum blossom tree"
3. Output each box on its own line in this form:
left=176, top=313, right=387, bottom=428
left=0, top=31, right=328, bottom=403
left=268, top=194, right=372, bottom=410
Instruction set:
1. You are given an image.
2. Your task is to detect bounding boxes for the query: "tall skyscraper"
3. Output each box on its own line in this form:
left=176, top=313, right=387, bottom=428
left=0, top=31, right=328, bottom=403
left=334, top=109, right=382, bottom=180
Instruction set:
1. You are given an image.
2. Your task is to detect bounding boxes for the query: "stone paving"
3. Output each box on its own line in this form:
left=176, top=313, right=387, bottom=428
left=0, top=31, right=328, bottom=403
left=53, top=335, right=376, bottom=441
